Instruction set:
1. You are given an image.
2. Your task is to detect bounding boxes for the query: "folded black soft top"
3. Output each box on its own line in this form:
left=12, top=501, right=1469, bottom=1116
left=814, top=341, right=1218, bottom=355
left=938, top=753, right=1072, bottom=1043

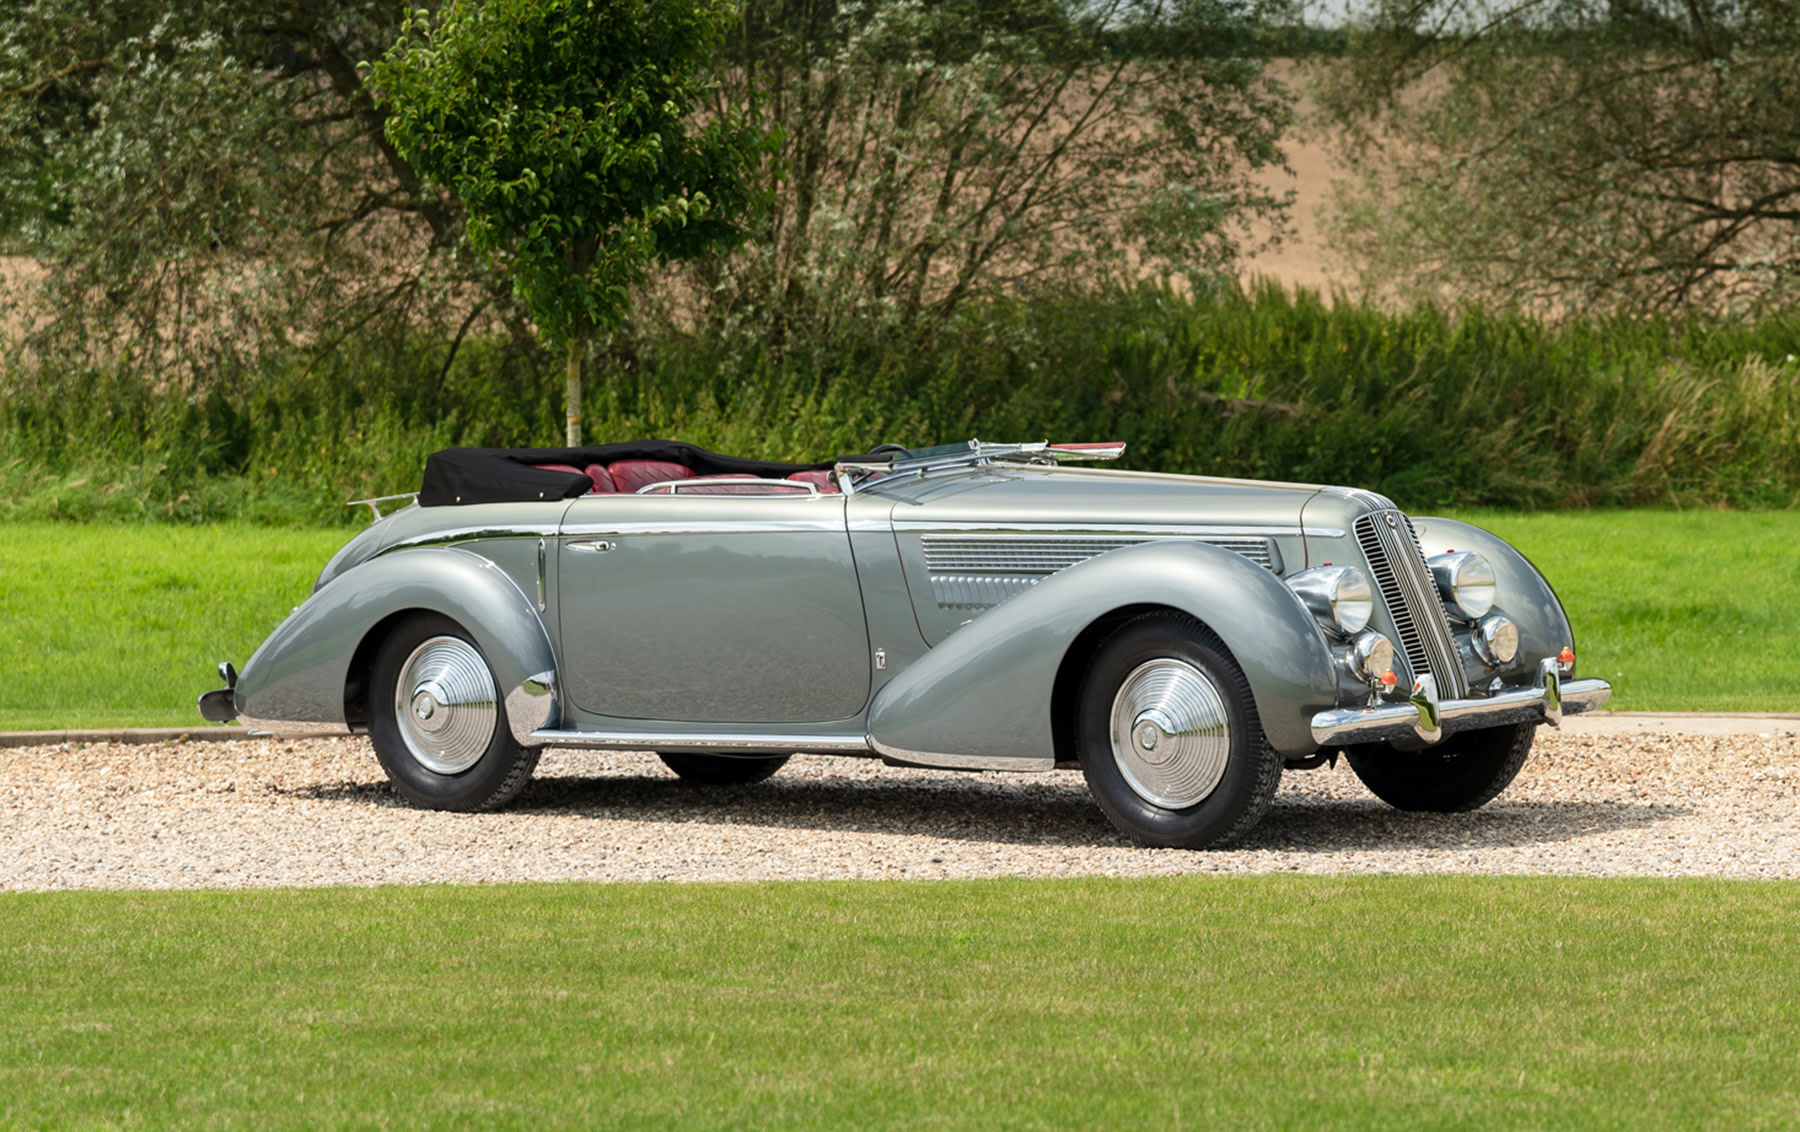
left=418, top=440, right=833, bottom=507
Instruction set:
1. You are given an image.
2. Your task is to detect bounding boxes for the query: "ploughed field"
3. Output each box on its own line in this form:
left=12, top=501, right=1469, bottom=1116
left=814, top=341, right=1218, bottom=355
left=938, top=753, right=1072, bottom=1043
left=5, top=724, right=1795, bottom=890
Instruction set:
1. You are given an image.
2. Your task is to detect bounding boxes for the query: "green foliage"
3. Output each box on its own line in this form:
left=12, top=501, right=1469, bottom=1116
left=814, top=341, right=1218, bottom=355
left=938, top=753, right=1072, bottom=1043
left=1316, top=0, right=1800, bottom=315
left=5, top=878, right=1800, bottom=1127
left=680, top=0, right=1295, bottom=345
left=4, top=286, right=1800, bottom=524
left=0, top=1, right=522, bottom=391
left=371, top=0, right=771, bottom=348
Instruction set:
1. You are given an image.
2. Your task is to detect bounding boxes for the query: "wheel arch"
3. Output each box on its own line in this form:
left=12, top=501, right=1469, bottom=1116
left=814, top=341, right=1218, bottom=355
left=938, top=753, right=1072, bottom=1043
left=868, top=542, right=1338, bottom=768
left=236, top=547, right=558, bottom=740
left=1050, top=603, right=1199, bottom=769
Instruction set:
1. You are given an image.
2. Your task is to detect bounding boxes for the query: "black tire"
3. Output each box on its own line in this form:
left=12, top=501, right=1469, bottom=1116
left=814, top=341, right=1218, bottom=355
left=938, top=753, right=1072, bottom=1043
left=657, top=752, right=791, bottom=785
left=1077, top=612, right=1282, bottom=849
left=1343, top=722, right=1535, bottom=812
left=369, top=613, right=541, bottom=812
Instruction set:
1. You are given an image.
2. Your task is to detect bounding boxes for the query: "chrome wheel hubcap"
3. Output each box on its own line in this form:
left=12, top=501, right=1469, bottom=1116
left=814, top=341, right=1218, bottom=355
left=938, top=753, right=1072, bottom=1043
left=394, top=636, right=497, bottom=774
left=1109, top=658, right=1232, bottom=808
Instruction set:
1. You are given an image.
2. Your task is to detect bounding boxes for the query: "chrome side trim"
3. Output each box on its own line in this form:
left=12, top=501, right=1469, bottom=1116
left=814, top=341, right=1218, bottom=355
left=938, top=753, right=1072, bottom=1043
left=529, top=728, right=872, bottom=753
left=870, top=734, right=1057, bottom=772
left=238, top=716, right=352, bottom=739
left=381, top=523, right=563, bottom=555
left=559, top=518, right=848, bottom=536
left=636, top=476, right=821, bottom=497
left=1309, top=678, right=1611, bottom=747
left=894, top=521, right=1342, bottom=538
left=505, top=671, right=558, bottom=744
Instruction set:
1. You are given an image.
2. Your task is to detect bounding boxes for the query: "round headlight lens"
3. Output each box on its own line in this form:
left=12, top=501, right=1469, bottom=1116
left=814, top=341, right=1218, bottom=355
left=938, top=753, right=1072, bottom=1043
left=1429, top=551, right=1497, bottom=620
left=1475, top=614, right=1519, bottom=665
left=1351, top=631, right=1396, bottom=682
left=1286, top=564, right=1374, bottom=636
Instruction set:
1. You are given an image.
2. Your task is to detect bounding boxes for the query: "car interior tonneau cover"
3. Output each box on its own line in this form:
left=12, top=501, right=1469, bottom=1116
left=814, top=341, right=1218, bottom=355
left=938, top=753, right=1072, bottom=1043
left=417, top=441, right=834, bottom=506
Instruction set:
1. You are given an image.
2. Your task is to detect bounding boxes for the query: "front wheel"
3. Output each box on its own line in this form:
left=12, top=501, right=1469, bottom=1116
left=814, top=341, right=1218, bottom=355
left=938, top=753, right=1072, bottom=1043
left=1343, top=722, right=1535, bottom=812
left=369, top=614, right=541, bottom=812
left=1077, top=613, right=1282, bottom=849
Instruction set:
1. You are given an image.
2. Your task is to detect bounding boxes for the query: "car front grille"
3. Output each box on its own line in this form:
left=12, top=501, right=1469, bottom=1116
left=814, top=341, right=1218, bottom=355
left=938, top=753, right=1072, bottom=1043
left=1353, top=510, right=1467, bottom=698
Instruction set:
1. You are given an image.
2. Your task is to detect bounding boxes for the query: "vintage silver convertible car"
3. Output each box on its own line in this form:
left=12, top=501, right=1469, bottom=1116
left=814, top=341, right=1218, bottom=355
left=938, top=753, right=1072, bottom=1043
left=198, top=439, right=1609, bottom=848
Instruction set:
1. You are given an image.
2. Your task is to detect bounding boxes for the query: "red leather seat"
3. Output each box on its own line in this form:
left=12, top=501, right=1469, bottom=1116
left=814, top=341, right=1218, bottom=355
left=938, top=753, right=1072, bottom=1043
left=582, top=464, right=618, bottom=493
left=534, top=463, right=616, bottom=494
left=607, top=460, right=695, bottom=493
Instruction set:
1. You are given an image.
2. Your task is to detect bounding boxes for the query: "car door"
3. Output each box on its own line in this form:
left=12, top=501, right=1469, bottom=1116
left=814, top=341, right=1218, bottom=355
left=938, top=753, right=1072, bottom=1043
left=556, top=485, right=872, bottom=723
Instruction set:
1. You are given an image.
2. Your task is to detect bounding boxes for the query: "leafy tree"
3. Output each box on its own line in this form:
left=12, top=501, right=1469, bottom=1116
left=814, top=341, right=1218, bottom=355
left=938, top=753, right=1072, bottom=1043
left=1317, top=0, right=1800, bottom=315
left=371, top=0, right=771, bottom=444
left=0, top=1, right=529, bottom=392
left=672, top=0, right=1296, bottom=347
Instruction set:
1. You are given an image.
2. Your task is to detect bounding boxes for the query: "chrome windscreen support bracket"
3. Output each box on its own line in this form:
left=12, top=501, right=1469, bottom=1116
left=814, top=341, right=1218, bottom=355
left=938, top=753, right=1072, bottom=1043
left=1410, top=673, right=1443, bottom=743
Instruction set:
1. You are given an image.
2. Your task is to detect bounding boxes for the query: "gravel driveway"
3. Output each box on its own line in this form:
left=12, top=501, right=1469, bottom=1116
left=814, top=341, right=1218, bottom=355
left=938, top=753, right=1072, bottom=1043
left=3, top=723, right=1797, bottom=890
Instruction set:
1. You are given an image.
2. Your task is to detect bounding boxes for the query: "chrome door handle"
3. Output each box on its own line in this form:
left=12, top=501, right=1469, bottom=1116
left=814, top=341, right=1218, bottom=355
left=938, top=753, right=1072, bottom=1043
left=566, top=539, right=617, bottom=553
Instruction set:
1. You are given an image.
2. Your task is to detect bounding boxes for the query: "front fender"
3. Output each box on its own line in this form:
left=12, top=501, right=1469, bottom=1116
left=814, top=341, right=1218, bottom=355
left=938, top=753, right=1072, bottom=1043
left=1411, top=517, right=1576, bottom=675
left=236, top=547, right=557, bottom=741
left=867, top=541, right=1338, bottom=766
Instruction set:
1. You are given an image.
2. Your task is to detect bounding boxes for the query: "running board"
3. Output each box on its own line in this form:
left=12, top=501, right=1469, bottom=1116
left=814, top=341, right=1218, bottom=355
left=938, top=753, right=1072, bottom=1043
left=529, top=729, right=874, bottom=755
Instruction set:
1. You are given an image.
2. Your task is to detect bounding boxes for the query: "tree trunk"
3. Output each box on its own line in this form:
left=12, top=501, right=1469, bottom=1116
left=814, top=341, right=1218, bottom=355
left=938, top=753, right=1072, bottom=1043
left=565, top=337, right=583, bottom=447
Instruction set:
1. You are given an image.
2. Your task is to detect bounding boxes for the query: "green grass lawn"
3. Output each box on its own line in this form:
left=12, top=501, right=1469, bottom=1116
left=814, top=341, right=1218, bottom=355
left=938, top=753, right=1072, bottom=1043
left=0, top=524, right=344, bottom=730
left=4, top=876, right=1797, bottom=1130
left=1, top=510, right=1797, bottom=729
left=1456, top=510, right=1800, bottom=712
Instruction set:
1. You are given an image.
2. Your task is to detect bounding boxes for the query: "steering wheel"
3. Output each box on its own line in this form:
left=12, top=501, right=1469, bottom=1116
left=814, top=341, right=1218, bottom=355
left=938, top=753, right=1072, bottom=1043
left=867, top=443, right=910, bottom=456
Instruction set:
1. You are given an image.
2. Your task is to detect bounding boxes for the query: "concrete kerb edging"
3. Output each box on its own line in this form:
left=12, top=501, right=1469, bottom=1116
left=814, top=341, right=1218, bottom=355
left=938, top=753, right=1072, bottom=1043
left=3, top=712, right=1800, bottom=750
left=0, top=727, right=258, bottom=749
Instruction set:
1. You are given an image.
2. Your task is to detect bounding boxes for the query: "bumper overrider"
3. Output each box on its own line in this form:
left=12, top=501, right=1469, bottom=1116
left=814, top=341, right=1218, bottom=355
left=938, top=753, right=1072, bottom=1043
left=1311, top=658, right=1611, bottom=747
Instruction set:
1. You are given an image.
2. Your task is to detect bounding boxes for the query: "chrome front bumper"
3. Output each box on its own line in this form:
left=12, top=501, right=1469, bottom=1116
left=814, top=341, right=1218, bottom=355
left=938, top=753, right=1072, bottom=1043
left=1310, top=660, right=1611, bottom=747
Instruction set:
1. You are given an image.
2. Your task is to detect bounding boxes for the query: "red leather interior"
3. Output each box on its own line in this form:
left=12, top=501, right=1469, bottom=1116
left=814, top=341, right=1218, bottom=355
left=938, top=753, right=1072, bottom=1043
left=607, top=459, right=695, bottom=493
left=582, top=464, right=617, bottom=493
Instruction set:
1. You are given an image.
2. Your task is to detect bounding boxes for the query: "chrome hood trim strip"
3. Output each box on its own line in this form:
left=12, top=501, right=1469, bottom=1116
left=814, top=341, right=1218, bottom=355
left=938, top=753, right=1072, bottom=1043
left=891, top=521, right=1343, bottom=538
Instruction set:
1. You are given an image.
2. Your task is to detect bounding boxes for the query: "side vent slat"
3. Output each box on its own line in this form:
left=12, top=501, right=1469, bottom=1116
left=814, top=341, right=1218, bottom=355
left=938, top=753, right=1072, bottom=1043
left=920, top=533, right=1277, bottom=611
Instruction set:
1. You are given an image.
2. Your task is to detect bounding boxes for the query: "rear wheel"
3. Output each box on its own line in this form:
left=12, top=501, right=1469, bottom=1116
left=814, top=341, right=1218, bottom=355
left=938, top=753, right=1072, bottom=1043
left=1077, top=613, right=1282, bottom=849
left=369, top=614, right=540, bottom=812
left=1343, top=722, right=1535, bottom=812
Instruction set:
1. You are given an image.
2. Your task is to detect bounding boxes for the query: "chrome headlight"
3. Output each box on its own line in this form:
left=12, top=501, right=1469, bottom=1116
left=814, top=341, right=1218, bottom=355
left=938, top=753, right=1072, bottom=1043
left=1351, top=631, right=1396, bottom=682
left=1428, top=551, right=1496, bottom=620
left=1286, top=564, right=1374, bottom=637
left=1473, top=614, right=1519, bottom=665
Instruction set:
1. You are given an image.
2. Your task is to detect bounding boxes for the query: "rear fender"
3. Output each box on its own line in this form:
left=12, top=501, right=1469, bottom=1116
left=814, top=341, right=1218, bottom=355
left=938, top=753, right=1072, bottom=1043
left=867, top=541, right=1337, bottom=766
left=236, top=547, right=557, bottom=742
